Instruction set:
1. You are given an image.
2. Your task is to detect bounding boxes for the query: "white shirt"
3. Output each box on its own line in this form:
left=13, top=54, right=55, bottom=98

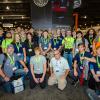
left=50, top=57, right=69, bottom=77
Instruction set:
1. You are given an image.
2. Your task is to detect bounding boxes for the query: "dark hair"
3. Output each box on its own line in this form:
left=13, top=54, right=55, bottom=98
left=76, top=31, right=83, bottom=35
left=78, top=43, right=85, bottom=47
left=98, top=28, right=100, bottom=32
left=26, top=32, right=33, bottom=42
left=43, top=30, right=48, bottom=33
left=85, top=28, right=96, bottom=39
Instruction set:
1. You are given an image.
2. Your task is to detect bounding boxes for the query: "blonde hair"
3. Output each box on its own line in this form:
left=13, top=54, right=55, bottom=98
left=34, top=47, right=41, bottom=52
left=13, top=33, right=21, bottom=43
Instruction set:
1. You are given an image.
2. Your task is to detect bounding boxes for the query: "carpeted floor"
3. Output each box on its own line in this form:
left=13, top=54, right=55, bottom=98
left=0, top=79, right=89, bottom=100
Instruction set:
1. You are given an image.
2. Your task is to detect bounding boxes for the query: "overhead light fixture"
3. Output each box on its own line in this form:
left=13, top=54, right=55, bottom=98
left=21, top=16, right=24, bottom=19
left=1, top=16, right=4, bottom=19
left=6, top=6, right=10, bottom=10
left=84, top=16, right=87, bottom=19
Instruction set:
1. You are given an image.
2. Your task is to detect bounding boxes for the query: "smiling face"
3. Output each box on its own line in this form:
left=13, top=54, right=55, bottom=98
left=89, top=29, right=94, bottom=35
left=96, top=47, right=100, bottom=56
left=54, top=50, right=61, bottom=60
left=7, top=46, right=14, bottom=55
left=15, top=34, right=20, bottom=43
left=6, top=32, right=12, bottom=38
left=78, top=44, right=85, bottom=53
left=43, top=31, right=48, bottom=38
left=66, top=30, right=72, bottom=36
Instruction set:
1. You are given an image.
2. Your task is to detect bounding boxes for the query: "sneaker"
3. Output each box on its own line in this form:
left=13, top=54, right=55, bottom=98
left=86, top=88, right=100, bottom=100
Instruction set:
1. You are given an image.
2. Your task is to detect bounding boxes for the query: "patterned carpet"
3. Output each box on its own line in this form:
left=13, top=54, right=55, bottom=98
left=0, top=79, right=89, bottom=100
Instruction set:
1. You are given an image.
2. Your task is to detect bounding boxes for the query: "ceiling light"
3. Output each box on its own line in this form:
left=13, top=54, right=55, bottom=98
left=6, top=6, right=10, bottom=10
left=84, top=16, right=87, bottom=19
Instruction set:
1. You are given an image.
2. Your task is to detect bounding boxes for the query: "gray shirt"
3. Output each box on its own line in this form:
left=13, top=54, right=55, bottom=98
left=0, top=53, right=22, bottom=77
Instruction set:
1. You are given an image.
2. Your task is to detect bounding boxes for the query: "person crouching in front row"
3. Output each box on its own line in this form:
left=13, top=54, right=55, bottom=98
left=48, top=50, right=70, bottom=90
left=30, top=47, right=47, bottom=89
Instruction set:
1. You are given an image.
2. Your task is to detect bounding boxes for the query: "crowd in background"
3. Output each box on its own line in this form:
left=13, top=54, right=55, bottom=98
left=0, top=26, right=100, bottom=98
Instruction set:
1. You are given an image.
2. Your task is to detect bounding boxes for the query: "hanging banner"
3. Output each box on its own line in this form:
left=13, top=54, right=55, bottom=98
left=73, top=0, right=81, bottom=9
left=33, top=0, right=49, bottom=7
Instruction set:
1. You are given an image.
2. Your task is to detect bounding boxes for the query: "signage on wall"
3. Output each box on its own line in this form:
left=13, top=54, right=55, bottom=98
left=3, top=23, right=13, bottom=27
left=33, top=0, right=49, bottom=7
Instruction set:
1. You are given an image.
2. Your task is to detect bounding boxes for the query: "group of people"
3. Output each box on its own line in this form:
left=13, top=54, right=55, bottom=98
left=0, top=27, right=100, bottom=98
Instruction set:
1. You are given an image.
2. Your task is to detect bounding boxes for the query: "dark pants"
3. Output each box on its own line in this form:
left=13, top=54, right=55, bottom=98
left=29, top=74, right=46, bottom=89
left=88, top=75, right=100, bottom=91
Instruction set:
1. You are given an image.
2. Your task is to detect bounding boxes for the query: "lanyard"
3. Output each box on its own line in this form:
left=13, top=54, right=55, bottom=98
left=16, top=43, right=20, bottom=52
left=80, top=52, right=85, bottom=65
left=54, top=39, right=59, bottom=46
left=29, top=42, right=32, bottom=48
left=89, top=37, right=93, bottom=44
left=43, top=38, right=48, bottom=44
left=96, top=56, right=100, bottom=69
left=35, top=56, right=41, bottom=69
left=35, top=56, right=41, bottom=63
left=7, top=54, right=15, bottom=65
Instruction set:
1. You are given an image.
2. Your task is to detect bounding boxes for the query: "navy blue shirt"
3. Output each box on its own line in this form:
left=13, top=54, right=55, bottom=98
left=0, top=35, right=4, bottom=45
left=51, top=38, right=62, bottom=50
left=13, top=42, right=25, bottom=54
left=90, top=56, right=100, bottom=73
left=74, top=51, right=92, bottom=68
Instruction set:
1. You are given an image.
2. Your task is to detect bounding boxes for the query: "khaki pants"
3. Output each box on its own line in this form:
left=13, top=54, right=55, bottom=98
left=48, top=74, right=67, bottom=90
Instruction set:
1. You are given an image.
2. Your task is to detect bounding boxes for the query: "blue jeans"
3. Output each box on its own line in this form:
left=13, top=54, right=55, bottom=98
left=63, top=52, right=73, bottom=70
left=16, top=54, right=24, bottom=69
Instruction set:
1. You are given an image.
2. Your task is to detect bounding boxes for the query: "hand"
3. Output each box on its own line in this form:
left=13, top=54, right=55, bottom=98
left=24, top=57, right=26, bottom=62
left=4, top=76, right=10, bottom=82
left=60, top=75, right=66, bottom=79
left=74, top=70, right=78, bottom=77
left=39, top=77, right=44, bottom=83
left=51, top=73, right=55, bottom=77
left=42, top=52, right=46, bottom=56
left=34, top=78, right=39, bottom=84
left=93, top=75, right=100, bottom=82
left=80, top=57, right=85, bottom=61
left=24, top=67, right=29, bottom=73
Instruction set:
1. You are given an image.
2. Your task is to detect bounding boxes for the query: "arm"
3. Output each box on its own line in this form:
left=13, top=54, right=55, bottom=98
left=92, top=41, right=96, bottom=55
left=45, top=43, right=51, bottom=54
left=30, top=64, right=36, bottom=79
left=84, top=57, right=96, bottom=63
left=19, top=60, right=28, bottom=72
left=91, top=69, right=100, bottom=82
left=63, top=69, right=70, bottom=78
left=0, top=65, right=10, bottom=81
left=23, top=48, right=26, bottom=62
left=73, top=60, right=78, bottom=77
left=40, top=62, right=47, bottom=83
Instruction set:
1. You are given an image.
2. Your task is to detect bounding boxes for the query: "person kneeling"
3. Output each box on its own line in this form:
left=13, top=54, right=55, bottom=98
left=30, top=47, right=47, bottom=89
left=48, top=50, right=70, bottom=90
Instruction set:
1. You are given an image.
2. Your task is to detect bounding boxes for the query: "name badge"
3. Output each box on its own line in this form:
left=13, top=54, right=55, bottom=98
left=17, top=53, right=21, bottom=56
left=12, top=67, right=17, bottom=71
left=54, top=48, right=56, bottom=50
left=90, top=45, right=92, bottom=48
left=80, top=66, right=83, bottom=70
left=44, top=47, right=47, bottom=50
left=97, top=71, right=100, bottom=75
left=76, top=49, right=79, bottom=52
left=28, top=49, right=32, bottom=52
